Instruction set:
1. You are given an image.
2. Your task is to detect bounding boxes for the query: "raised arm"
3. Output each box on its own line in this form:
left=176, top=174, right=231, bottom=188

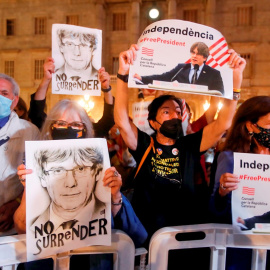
left=200, top=50, right=246, bottom=152
left=28, top=58, right=55, bottom=128
left=34, top=57, right=55, bottom=100
left=204, top=96, right=220, bottom=124
left=99, top=67, right=113, bottom=105
left=114, top=45, right=139, bottom=151
left=93, top=67, right=115, bottom=137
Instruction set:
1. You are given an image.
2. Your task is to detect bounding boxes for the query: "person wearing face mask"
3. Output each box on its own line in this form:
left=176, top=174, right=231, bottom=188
left=14, top=98, right=147, bottom=270
left=209, top=96, right=270, bottom=270
left=0, top=73, right=40, bottom=236
left=114, top=44, right=245, bottom=269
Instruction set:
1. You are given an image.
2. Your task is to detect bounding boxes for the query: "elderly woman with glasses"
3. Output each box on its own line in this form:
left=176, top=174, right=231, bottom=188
left=14, top=98, right=147, bottom=270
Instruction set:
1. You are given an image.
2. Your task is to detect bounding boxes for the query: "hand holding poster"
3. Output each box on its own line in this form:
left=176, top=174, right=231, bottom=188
left=232, top=153, right=270, bottom=234
left=25, top=138, right=111, bottom=261
left=129, top=20, right=233, bottom=99
left=52, top=24, right=102, bottom=96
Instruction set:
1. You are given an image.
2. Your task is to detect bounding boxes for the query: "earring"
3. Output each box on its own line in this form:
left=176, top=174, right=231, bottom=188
left=248, top=131, right=253, bottom=136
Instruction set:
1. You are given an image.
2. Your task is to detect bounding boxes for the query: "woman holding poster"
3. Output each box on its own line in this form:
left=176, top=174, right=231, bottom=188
left=14, top=99, right=147, bottom=269
left=209, top=96, right=270, bottom=269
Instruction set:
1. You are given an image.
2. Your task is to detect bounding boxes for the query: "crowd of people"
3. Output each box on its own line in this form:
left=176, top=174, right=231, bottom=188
left=0, top=38, right=269, bottom=270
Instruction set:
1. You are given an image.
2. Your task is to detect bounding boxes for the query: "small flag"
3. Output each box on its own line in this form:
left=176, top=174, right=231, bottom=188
left=242, top=186, right=255, bottom=196
left=181, top=99, right=188, bottom=122
left=142, top=47, right=154, bottom=57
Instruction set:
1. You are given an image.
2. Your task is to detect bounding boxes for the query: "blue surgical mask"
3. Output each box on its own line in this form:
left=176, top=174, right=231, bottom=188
left=0, top=95, right=12, bottom=119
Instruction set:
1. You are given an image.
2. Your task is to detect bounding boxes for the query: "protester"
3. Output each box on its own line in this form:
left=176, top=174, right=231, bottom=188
left=14, top=97, right=29, bottom=121
left=114, top=44, right=245, bottom=269
left=0, top=73, right=40, bottom=236
left=14, top=98, right=147, bottom=270
left=209, top=96, right=270, bottom=270
left=28, top=58, right=114, bottom=138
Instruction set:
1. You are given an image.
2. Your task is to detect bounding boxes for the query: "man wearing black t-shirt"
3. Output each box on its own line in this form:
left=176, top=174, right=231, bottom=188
left=114, top=44, right=245, bottom=268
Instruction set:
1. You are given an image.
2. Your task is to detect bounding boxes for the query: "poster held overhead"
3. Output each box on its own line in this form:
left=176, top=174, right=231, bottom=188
left=129, top=19, right=233, bottom=99
left=52, top=24, right=102, bottom=96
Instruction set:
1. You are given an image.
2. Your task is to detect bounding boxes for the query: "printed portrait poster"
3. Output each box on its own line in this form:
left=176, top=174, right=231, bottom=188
left=132, top=100, right=154, bottom=135
left=232, top=153, right=270, bottom=234
left=129, top=19, right=233, bottom=99
left=25, top=138, right=111, bottom=261
left=52, top=24, right=102, bottom=96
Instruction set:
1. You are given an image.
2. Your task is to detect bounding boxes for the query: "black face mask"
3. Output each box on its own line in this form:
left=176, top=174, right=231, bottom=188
left=253, top=123, right=270, bottom=149
left=157, top=118, right=183, bottom=139
left=51, top=127, right=86, bottom=140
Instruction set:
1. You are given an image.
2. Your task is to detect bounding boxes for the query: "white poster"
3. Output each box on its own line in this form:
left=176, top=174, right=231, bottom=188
left=232, top=153, right=270, bottom=234
left=129, top=19, right=233, bottom=99
left=132, top=101, right=154, bottom=135
left=52, top=24, right=102, bottom=96
left=25, top=139, right=111, bottom=261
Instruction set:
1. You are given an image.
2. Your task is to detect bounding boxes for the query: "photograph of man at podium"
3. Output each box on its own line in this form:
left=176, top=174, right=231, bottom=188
left=134, top=42, right=224, bottom=95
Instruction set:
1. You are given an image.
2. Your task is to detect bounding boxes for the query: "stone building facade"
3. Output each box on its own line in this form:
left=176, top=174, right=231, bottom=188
left=0, top=0, right=269, bottom=122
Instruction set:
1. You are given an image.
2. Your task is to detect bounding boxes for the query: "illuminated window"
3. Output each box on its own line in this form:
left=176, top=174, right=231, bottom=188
left=6, top=19, right=15, bottom=36
left=113, top=13, right=126, bottom=31
left=35, top=17, right=46, bottom=35
left=5, top=61, right=14, bottom=77
left=237, top=6, right=253, bottom=26
left=34, top=60, right=45, bottom=80
left=183, top=9, right=198, bottom=23
left=112, top=57, right=119, bottom=75
left=66, top=15, right=79, bottom=25
left=241, top=53, right=252, bottom=79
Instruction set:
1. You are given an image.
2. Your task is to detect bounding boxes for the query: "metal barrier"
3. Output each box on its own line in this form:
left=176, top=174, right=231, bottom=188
left=0, top=229, right=144, bottom=270
left=148, top=223, right=270, bottom=270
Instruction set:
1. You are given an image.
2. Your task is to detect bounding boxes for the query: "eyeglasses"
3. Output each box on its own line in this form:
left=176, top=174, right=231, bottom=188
left=51, top=120, right=86, bottom=130
left=63, top=42, right=91, bottom=50
left=44, top=166, right=92, bottom=180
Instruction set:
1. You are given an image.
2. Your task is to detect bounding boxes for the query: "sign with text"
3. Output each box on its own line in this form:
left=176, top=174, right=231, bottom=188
left=26, top=138, right=111, bottom=261
left=129, top=20, right=233, bottom=99
left=232, top=153, right=270, bottom=234
left=52, top=24, right=102, bottom=96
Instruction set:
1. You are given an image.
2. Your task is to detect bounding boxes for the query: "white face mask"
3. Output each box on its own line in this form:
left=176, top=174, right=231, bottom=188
left=0, top=95, right=13, bottom=119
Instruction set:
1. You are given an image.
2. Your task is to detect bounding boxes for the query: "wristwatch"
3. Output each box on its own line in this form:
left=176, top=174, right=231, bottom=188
left=117, top=73, right=129, bottom=83
left=233, top=92, right=241, bottom=101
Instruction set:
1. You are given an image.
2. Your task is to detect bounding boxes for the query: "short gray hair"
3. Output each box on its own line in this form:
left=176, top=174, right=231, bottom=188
left=0, top=73, right=20, bottom=96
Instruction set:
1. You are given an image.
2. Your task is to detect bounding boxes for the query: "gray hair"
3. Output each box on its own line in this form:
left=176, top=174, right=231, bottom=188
left=0, top=73, right=20, bottom=96
left=35, top=146, right=103, bottom=180
left=57, top=29, right=97, bottom=50
left=40, top=99, right=94, bottom=139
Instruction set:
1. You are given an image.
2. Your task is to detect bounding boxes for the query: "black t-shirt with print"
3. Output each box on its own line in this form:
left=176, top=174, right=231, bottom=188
left=129, top=128, right=210, bottom=242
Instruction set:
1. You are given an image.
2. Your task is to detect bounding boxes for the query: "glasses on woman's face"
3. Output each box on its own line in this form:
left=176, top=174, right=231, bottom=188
left=44, top=166, right=92, bottom=180
left=52, top=120, right=85, bottom=130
